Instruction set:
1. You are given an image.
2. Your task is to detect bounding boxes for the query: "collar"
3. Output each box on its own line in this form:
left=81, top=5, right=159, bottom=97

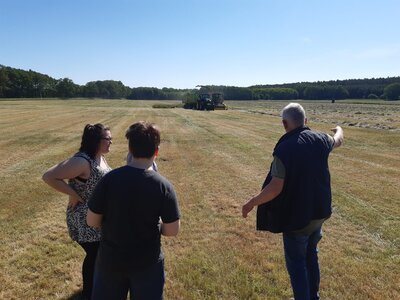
left=274, top=126, right=310, bottom=149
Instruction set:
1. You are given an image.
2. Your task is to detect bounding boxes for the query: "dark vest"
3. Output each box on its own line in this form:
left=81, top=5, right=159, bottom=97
left=256, top=126, right=333, bottom=233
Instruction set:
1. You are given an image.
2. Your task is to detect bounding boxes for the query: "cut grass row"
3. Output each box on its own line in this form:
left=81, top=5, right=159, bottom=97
left=0, top=99, right=398, bottom=299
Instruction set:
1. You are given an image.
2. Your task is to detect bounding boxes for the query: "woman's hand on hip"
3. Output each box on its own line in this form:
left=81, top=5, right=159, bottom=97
left=68, top=195, right=84, bottom=209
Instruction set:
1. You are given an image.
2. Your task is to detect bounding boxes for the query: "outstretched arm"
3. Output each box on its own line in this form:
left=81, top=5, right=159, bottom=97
left=331, top=126, right=344, bottom=149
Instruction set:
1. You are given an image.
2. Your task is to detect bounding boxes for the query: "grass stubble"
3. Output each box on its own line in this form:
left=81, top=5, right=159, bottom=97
left=0, top=99, right=398, bottom=299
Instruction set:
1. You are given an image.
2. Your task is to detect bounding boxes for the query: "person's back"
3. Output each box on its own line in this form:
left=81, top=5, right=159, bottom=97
left=87, top=121, right=180, bottom=300
left=91, top=165, right=179, bottom=271
left=274, top=127, right=334, bottom=231
left=242, top=103, right=343, bottom=300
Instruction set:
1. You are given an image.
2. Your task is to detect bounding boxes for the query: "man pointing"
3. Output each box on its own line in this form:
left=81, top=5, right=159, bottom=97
left=242, top=103, right=343, bottom=300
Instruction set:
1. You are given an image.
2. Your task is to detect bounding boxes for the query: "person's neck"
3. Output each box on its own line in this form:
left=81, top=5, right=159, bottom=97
left=127, top=156, right=154, bottom=170
left=95, top=153, right=102, bottom=164
left=285, top=124, right=306, bottom=133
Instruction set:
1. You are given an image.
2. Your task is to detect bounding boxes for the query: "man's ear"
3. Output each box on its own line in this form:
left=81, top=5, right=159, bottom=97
left=154, top=147, right=159, bottom=157
left=282, top=119, right=288, bottom=130
left=305, top=118, right=308, bottom=125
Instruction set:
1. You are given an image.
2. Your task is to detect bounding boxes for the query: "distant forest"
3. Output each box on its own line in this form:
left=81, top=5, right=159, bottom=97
left=1, top=65, right=400, bottom=100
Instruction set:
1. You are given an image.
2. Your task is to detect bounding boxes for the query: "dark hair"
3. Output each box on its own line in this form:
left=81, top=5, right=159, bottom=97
left=79, top=123, right=110, bottom=158
left=125, top=121, right=160, bottom=158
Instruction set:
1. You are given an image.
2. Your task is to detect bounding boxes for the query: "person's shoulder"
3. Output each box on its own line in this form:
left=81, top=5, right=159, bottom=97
left=274, top=134, right=294, bottom=153
left=67, top=153, right=91, bottom=167
left=148, top=170, right=166, bottom=181
left=70, top=152, right=93, bottom=166
left=309, top=130, right=335, bottom=149
left=150, top=171, right=175, bottom=188
left=312, top=130, right=333, bottom=141
left=307, top=129, right=327, bottom=139
left=107, top=165, right=128, bottom=175
left=99, top=165, right=127, bottom=181
left=73, top=151, right=91, bottom=160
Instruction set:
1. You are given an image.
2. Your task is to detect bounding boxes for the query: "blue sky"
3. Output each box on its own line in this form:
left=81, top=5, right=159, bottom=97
left=1, top=0, right=399, bottom=88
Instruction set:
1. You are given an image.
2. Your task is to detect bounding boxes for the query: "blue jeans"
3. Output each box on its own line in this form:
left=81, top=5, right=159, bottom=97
left=92, top=260, right=165, bottom=300
left=283, top=227, right=323, bottom=300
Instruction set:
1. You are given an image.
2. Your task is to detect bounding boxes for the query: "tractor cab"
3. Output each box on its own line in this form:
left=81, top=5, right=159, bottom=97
left=197, top=93, right=214, bottom=110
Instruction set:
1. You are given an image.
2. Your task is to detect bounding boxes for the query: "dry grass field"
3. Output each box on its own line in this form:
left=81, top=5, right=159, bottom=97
left=0, top=99, right=399, bottom=299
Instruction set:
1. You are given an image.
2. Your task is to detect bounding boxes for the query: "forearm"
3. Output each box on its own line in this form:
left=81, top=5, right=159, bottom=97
left=332, top=126, right=344, bottom=148
left=242, top=177, right=284, bottom=218
left=249, top=183, right=282, bottom=207
left=42, top=176, right=79, bottom=198
left=42, top=157, right=89, bottom=198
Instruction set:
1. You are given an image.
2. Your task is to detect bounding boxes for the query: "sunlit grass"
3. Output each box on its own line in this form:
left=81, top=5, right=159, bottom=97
left=0, top=99, right=399, bottom=299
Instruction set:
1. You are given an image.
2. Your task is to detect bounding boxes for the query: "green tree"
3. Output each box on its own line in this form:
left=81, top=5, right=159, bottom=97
left=127, top=87, right=167, bottom=100
left=303, top=86, right=324, bottom=100
left=83, top=82, right=100, bottom=98
left=0, top=67, right=9, bottom=97
left=268, top=88, right=298, bottom=100
left=384, top=83, right=400, bottom=100
left=56, top=78, right=78, bottom=98
left=367, top=93, right=379, bottom=99
left=223, top=86, right=252, bottom=100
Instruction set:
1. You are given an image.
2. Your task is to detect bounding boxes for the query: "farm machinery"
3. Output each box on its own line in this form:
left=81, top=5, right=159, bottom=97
left=183, top=92, right=227, bottom=110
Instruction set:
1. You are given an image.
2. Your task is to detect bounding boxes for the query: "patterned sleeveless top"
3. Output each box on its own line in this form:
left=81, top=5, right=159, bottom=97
left=66, top=152, right=111, bottom=243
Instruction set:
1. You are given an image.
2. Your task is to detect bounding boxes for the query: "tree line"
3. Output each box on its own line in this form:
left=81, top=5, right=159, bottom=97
left=0, top=65, right=188, bottom=100
left=1, top=65, right=400, bottom=100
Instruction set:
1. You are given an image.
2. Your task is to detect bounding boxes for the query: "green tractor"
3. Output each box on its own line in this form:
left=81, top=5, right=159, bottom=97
left=211, top=93, right=227, bottom=110
left=183, top=92, right=227, bottom=111
left=197, top=93, right=215, bottom=110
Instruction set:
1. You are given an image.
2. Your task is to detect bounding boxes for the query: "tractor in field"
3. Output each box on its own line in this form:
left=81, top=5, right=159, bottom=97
left=211, top=93, right=227, bottom=110
left=197, top=93, right=215, bottom=110
left=183, top=92, right=227, bottom=111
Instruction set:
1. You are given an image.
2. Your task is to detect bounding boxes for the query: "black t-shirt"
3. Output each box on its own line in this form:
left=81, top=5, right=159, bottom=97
left=88, top=165, right=180, bottom=271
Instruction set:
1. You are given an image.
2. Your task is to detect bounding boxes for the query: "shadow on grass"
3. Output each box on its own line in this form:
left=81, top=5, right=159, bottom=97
left=66, top=290, right=83, bottom=300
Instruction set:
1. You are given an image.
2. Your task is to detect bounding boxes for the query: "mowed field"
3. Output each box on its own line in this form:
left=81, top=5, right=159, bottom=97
left=0, top=99, right=399, bottom=299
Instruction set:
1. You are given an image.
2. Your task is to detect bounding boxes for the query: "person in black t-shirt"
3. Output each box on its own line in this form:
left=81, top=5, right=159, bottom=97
left=87, top=121, right=180, bottom=300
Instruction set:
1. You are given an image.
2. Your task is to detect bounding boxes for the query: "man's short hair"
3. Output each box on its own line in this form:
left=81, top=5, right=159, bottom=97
left=281, top=103, right=306, bottom=127
left=125, top=121, right=160, bottom=158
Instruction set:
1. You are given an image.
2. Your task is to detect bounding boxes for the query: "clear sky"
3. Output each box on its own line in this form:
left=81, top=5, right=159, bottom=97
left=1, top=0, right=400, bottom=89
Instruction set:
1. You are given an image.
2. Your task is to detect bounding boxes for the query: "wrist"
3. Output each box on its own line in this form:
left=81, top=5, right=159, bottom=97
left=248, top=197, right=257, bottom=208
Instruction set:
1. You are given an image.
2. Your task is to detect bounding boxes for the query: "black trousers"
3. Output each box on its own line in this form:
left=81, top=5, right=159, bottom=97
left=78, top=241, right=100, bottom=299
